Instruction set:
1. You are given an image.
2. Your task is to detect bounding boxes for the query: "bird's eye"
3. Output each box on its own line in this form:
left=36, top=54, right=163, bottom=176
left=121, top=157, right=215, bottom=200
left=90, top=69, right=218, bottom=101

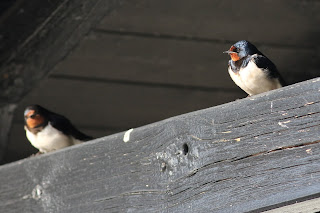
left=30, top=114, right=36, bottom=119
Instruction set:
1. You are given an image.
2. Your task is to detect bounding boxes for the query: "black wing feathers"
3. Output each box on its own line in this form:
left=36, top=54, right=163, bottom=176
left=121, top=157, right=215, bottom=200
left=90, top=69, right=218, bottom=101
left=48, top=111, right=93, bottom=141
left=252, top=55, right=287, bottom=86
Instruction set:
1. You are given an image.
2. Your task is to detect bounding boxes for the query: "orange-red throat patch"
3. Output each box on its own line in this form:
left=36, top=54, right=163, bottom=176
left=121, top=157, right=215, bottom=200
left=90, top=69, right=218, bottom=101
left=25, top=110, right=45, bottom=128
left=230, top=53, right=240, bottom=61
left=229, top=46, right=240, bottom=61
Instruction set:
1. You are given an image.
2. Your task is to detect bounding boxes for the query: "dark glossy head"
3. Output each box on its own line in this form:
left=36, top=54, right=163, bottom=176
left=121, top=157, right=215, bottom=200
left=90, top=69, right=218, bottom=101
left=223, top=40, right=261, bottom=61
left=24, top=105, right=48, bottom=129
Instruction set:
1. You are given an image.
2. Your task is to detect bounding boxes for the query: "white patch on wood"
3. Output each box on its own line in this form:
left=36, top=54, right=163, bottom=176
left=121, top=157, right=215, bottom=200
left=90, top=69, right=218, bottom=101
left=306, top=149, right=312, bottom=154
left=32, top=185, right=43, bottom=200
left=278, top=121, right=289, bottom=128
left=123, top=128, right=133, bottom=142
left=305, top=102, right=315, bottom=106
left=190, top=135, right=203, bottom=140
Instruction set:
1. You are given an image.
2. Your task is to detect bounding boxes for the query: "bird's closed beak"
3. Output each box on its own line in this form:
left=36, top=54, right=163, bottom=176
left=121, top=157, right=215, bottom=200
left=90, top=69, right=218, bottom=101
left=223, top=50, right=236, bottom=54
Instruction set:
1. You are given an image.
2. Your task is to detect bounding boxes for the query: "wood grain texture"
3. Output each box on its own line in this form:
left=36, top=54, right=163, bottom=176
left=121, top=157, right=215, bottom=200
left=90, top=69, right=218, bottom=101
left=264, top=197, right=320, bottom=213
left=1, top=78, right=320, bottom=212
left=98, top=0, right=320, bottom=47
left=52, top=32, right=238, bottom=89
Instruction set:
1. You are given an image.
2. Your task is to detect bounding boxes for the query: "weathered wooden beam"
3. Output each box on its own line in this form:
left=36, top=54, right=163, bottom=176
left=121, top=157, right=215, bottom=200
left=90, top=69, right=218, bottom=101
left=1, top=78, right=320, bottom=212
left=264, top=197, right=320, bottom=213
left=0, top=0, right=122, bottom=161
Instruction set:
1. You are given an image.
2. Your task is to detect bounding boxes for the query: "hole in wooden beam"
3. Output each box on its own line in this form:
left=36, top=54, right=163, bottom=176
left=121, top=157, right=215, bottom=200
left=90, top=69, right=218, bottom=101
left=182, top=143, right=189, bottom=155
left=160, top=162, right=166, bottom=172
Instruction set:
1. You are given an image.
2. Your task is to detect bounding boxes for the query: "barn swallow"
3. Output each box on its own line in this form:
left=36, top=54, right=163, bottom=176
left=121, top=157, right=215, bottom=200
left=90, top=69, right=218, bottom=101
left=24, top=104, right=93, bottom=154
left=223, top=40, right=286, bottom=96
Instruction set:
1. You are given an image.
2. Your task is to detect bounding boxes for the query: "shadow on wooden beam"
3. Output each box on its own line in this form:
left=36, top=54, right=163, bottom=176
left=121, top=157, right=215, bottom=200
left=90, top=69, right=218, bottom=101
left=1, top=78, right=320, bottom=212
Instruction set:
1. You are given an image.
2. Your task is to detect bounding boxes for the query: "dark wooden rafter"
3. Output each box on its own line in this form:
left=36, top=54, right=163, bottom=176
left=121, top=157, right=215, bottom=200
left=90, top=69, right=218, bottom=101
left=0, top=78, right=319, bottom=212
left=0, top=0, right=123, bottom=161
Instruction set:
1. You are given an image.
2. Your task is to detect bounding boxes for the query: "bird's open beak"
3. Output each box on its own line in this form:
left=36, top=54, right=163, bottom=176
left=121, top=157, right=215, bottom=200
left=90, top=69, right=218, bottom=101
left=223, top=50, right=236, bottom=54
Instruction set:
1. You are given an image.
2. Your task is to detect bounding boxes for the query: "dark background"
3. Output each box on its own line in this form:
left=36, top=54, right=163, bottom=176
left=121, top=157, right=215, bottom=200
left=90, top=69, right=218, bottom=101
left=3, top=0, right=320, bottom=163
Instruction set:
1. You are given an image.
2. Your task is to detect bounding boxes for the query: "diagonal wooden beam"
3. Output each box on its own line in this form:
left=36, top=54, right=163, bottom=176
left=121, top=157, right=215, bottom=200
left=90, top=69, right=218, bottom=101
left=0, top=78, right=319, bottom=212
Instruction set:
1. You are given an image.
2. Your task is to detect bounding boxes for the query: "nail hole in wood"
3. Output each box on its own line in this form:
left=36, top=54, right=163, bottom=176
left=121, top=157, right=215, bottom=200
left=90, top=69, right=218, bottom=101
left=161, top=162, right=166, bottom=172
left=182, top=143, right=189, bottom=155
